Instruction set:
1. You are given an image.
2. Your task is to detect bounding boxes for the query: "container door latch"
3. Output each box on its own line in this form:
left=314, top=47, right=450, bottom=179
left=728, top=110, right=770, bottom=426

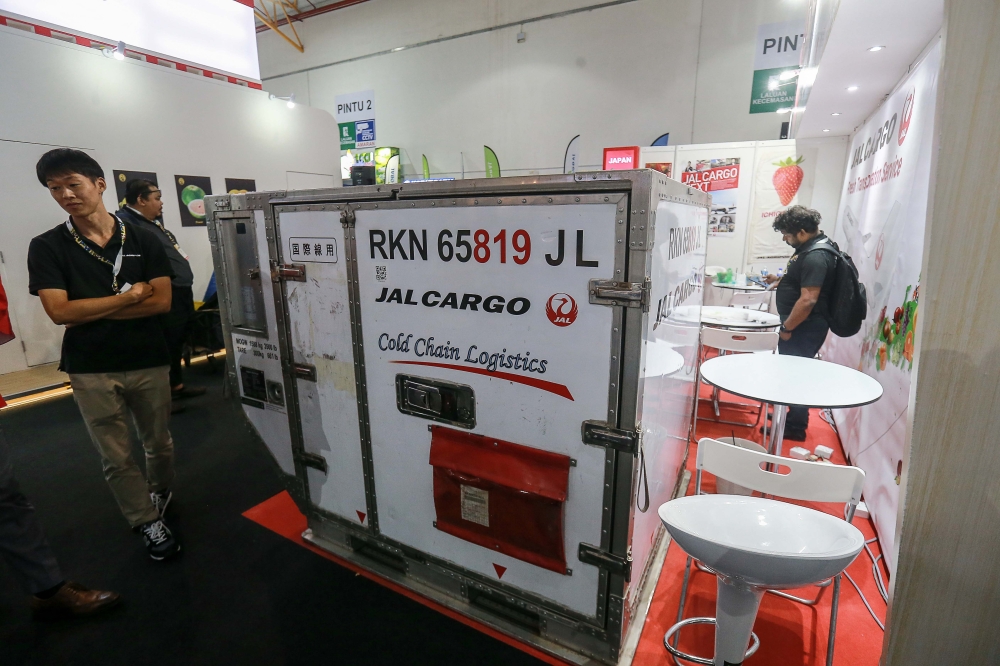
left=581, top=420, right=640, bottom=455
left=578, top=543, right=632, bottom=580
left=588, top=278, right=650, bottom=311
left=272, top=261, right=306, bottom=282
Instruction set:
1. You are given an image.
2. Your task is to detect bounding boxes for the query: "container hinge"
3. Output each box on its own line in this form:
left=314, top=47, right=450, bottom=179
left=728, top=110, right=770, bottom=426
left=293, top=363, right=317, bottom=382
left=578, top=542, right=632, bottom=580
left=340, top=208, right=356, bottom=227
left=298, top=451, right=327, bottom=474
left=272, top=261, right=306, bottom=282
left=588, top=278, right=650, bottom=311
left=581, top=420, right=640, bottom=455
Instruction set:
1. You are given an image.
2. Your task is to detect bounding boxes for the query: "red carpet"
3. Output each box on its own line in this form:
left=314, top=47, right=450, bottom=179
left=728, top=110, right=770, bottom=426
left=242, top=384, right=888, bottom=666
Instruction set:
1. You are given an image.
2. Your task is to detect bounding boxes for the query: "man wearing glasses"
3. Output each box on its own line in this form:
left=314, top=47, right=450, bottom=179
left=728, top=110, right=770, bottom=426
left=117, top=179, right=206, bottom=408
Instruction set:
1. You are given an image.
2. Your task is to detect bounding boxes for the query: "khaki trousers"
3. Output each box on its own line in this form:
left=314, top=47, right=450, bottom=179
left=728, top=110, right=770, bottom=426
left=69, top=366, right=174, bottom=527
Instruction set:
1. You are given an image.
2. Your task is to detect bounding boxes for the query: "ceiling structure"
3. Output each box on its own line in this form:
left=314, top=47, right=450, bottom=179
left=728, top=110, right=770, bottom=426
left=253, top=0, right=369, bottom=52
left=793, top=0, right=943, bottom=139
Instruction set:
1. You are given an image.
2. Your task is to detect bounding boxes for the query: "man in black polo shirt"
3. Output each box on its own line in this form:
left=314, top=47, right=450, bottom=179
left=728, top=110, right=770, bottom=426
left=117, top=179, right=206, bottom=407
left=27, top=149, right=180, bottom=560
left=766, top=205, right=837, bottom=440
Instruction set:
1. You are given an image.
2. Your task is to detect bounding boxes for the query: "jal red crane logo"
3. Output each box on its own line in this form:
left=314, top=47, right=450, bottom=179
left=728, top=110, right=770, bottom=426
left=546, top=293, right=578, bottom=327
left=898, top=88, right=915, bottom=146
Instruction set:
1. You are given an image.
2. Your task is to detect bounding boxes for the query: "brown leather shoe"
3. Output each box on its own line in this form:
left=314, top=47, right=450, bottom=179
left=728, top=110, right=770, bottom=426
left=30, top=581, right=121, bottom=619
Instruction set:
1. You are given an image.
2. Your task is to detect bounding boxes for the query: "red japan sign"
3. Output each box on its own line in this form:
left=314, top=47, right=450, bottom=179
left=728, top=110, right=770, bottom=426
left=603, top=146, right=640, bottom=171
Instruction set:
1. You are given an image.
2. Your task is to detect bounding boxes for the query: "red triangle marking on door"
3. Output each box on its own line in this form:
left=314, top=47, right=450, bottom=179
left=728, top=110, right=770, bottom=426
left=356, top=511, right=366, bottom=524
left=493, top=564, right=507, bottom=579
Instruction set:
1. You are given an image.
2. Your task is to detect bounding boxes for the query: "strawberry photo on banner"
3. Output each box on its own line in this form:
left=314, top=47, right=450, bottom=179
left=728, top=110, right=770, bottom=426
left=746, top=143, right=819, bottom=265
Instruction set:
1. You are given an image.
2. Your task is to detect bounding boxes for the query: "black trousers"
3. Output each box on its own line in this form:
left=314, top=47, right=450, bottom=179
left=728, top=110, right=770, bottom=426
left=162, top=286, right=195, bottom=388
left=0, top=421, right=63, bottom=594
left=777, top=323, right=829, bottom=432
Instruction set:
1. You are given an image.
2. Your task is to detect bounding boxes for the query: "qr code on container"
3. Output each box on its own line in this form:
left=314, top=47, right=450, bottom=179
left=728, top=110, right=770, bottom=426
left=460, top=484, right=489, bottom=527
left=375, top=265, right=387, bottom=282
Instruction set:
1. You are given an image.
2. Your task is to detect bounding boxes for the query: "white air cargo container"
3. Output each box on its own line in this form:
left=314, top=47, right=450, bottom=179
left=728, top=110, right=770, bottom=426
left=205, top=171, right=709, bottom=664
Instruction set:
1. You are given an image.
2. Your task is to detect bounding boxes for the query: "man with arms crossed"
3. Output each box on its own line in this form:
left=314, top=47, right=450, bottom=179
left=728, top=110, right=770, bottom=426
left=765, top=205, right=837, bottom=441
left=117, top=179, right=206, bottom=407
left=27, top=149, right=180, bottom=560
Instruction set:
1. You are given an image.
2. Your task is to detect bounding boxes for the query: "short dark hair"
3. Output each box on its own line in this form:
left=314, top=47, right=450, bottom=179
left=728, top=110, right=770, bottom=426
left=125, top=179, right=158, bottom=205
left=36, top=148, right=104, bottom=186
left=772, top=205, right=821, bottom=235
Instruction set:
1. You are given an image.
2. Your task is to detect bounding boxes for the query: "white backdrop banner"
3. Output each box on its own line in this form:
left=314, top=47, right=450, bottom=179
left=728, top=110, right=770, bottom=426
left=822, top=41, right=940, bottom=574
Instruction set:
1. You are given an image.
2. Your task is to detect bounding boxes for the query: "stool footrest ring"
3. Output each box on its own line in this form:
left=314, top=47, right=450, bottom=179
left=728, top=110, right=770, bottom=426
left=663, top=616, right=760, bottom=666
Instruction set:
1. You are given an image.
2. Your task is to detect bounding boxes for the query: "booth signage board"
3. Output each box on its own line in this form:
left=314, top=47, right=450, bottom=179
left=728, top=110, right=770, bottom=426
left=204, top=172, right=709, bottom=664
left=336, top=89, right=376, bottom=150
left=0, top=0, right=260, bottom=80
left=675, top=144, right=756, bottom=273
left=602, top=146, right=639, bottom=171
left=749, top=19, right=806, bottom=114
left=822, top=42, right=940, bottom=574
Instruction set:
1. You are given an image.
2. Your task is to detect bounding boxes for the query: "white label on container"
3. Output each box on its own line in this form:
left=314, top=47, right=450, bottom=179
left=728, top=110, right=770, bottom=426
left=289, top=237, right=338, bottom=263
left=460, top=485, right=489, bottom=527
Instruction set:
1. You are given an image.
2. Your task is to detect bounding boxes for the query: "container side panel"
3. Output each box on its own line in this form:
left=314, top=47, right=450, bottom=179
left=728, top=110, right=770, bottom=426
left=627, top=199, right=708, bottom=607
left=356, top=201, right=618, bottom=617
left=278, top=210, right=368, bottom=524
left=228, top=209, right=295, bottom=475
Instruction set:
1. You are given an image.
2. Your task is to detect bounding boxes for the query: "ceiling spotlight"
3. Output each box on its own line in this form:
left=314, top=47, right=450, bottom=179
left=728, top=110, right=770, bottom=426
left=831, top=112, right=842, bottom=116
left=103, top=41, right=126, bottom=60
left=823, top=129, right=831, bottom=132
left=868, top=45, right=885, bottom=52
left=847, top=85, right=859, bottom=92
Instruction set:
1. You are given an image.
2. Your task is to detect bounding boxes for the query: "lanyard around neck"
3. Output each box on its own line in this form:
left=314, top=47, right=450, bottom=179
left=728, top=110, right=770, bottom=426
left=64, top=215, right=127, bottom=293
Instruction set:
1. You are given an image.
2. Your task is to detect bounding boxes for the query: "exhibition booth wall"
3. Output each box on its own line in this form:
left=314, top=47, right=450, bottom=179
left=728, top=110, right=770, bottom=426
left=0, top=23, right=340, bottom=376
left=637, top=137, right=848, bottom=274
left=259, top=0, right=807, bottom=178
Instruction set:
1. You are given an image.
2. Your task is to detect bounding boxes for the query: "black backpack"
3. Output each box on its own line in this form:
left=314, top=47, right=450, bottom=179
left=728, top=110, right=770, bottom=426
left=806, top=240, right=867, bottom=337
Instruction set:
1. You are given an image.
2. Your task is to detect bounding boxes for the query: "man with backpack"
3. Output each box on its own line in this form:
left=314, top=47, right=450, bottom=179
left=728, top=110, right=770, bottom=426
left=766, top=205, right=839, bottom=440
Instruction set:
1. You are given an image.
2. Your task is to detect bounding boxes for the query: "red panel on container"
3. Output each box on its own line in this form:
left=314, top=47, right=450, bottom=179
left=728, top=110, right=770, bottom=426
left=429, top=426, right=571, bottom=574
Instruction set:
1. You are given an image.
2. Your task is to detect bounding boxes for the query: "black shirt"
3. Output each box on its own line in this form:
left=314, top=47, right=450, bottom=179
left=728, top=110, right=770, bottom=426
left=117, top=206, right=195, bottom=288
left=27, top=216, right=173, bottom=374
left=775, top=233, right=837, bottom=328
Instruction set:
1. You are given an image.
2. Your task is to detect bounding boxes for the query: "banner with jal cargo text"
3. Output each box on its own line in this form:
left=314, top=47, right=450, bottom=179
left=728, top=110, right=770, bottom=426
left=822, top=40, right=940, bottom=575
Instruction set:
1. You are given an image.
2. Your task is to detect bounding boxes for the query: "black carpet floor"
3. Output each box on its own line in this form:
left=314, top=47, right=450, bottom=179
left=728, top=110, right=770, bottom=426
left=0, top=361, right=543, bottom=666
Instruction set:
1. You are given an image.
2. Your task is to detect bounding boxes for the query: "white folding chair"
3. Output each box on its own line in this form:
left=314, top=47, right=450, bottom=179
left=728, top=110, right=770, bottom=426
left=668, top=437, right=866, bottom=666
left=694, top=328, right=778, bottom=437
left=729, top=290, right=771, bottom=311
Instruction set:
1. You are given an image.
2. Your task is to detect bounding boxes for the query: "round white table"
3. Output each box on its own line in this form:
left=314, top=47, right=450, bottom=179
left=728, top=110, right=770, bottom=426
left=670, top=305, right=780, bottom=329
left=712, top=280, right=766, bottom=292
left=699, top=354, right=884, bottom=455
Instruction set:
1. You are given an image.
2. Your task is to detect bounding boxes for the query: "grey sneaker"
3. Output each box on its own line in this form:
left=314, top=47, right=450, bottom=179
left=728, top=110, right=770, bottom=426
left=150, top=489, right=172, bottom=517
left=139, top=519, right=180, bottom=561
